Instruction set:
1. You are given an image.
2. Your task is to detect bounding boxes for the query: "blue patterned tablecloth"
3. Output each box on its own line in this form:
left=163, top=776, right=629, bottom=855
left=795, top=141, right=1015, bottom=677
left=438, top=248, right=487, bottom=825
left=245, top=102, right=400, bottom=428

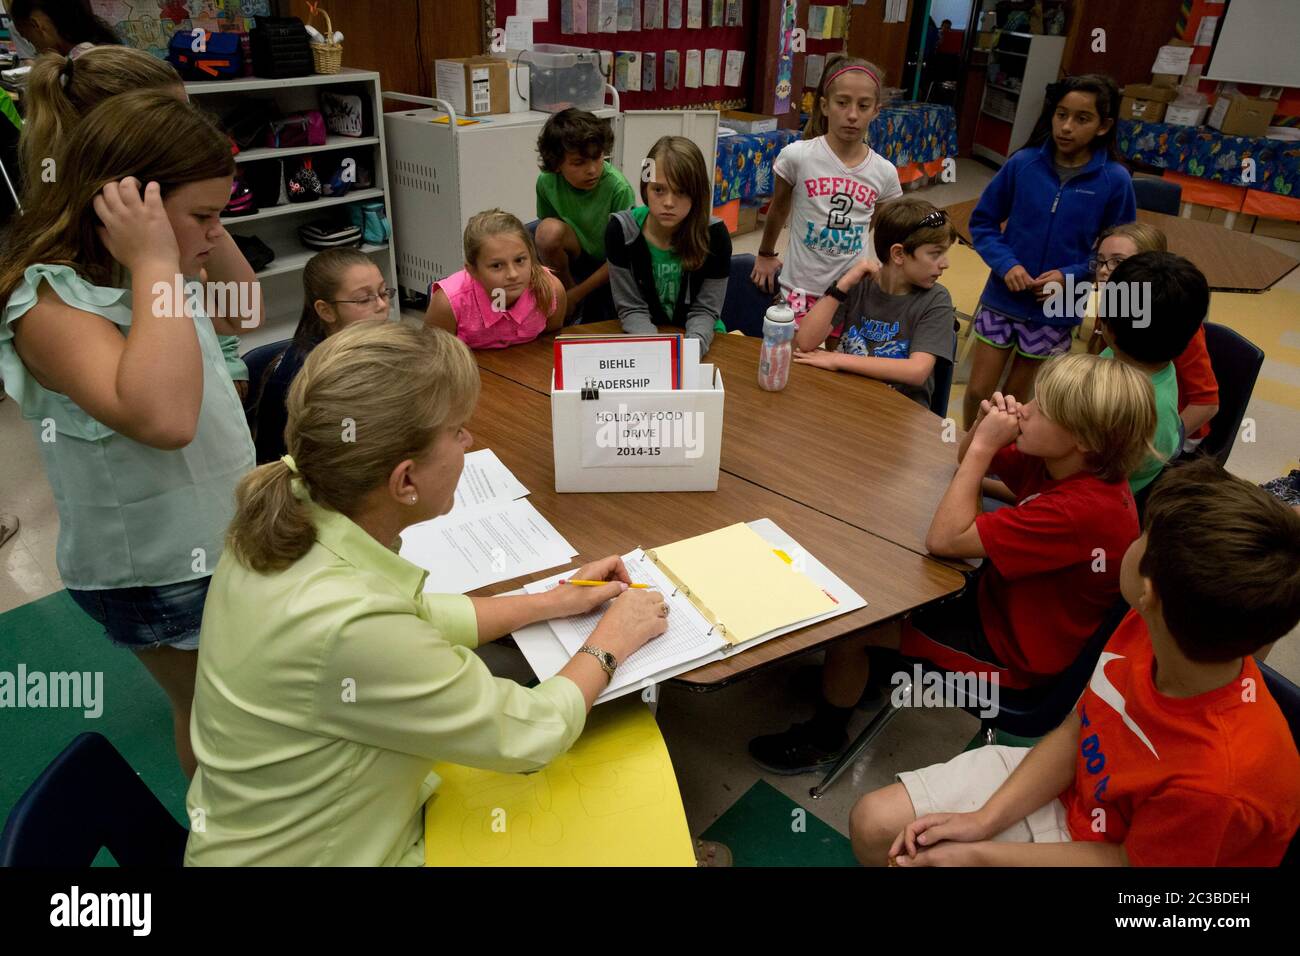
left=869, top=102, right=959, bottom=170
left=713, top=103, right=960, bottom=206
left=714, top=129, right=800, bottom=206
left=1118, top=119, right=1300, bottom=198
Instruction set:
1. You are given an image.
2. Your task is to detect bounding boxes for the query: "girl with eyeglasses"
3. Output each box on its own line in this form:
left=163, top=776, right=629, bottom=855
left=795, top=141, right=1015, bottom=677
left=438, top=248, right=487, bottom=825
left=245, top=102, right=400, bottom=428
left=245, top=248, right=393, bottom=464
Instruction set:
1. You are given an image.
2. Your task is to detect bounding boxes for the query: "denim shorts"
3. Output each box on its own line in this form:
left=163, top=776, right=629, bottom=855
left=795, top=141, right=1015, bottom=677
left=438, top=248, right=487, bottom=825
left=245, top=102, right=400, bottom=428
left=67, top=577, right=210, bottom=651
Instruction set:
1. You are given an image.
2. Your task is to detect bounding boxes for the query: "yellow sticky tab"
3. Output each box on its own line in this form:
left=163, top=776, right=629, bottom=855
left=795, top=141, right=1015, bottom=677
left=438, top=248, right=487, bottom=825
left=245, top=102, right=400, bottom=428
left=773, top=548, right=793, bottom=564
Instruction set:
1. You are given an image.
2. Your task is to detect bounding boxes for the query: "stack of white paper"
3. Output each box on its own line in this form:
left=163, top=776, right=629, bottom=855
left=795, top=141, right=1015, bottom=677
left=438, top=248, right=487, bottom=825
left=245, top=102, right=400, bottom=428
left=399, top=449, right=578, bottom=595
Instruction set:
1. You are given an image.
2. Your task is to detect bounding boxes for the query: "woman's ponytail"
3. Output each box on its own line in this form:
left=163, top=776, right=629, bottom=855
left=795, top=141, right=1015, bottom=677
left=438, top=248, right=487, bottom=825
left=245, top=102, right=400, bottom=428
left=226, top=459, right=318, bottom=574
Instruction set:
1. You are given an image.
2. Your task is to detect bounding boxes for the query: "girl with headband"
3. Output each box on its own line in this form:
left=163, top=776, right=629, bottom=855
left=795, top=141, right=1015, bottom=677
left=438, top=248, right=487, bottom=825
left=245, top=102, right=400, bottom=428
left=751, top=54, right=901, bottom=333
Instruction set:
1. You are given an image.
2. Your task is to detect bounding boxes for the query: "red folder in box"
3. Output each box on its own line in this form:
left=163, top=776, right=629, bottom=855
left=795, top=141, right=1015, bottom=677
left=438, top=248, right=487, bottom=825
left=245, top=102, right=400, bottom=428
left=553, top=334, right=682, bottom=391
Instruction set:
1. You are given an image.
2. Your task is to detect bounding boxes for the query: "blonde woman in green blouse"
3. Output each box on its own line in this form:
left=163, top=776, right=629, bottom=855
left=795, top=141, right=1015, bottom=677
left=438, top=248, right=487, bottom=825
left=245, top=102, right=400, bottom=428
left=186, top=320, right=668, bottom=866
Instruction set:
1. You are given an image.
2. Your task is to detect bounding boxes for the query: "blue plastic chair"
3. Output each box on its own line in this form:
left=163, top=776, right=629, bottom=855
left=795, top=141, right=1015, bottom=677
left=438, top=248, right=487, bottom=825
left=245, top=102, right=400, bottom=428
left=1132, top=176, right=1183, bottom=216
left=0, top=733, right=188, bottom=867
left=721, top=253, right=777, bottom=337
left=1196, top=321, right=1265, bottom=467
left=811, top=597, right=1131, bottom=798
left=929, top=323, right=959, bottom=418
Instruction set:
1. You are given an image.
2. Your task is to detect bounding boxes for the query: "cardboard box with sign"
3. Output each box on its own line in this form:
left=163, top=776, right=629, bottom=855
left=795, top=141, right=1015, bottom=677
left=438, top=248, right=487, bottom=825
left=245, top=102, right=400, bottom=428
left=1208, top=94, right=1276, bottom=139
left=435, top=56, right=510, bottom=117
left=1120, top=84, right=1177, bottom=123
left=719, top=111, right=779, bottom=134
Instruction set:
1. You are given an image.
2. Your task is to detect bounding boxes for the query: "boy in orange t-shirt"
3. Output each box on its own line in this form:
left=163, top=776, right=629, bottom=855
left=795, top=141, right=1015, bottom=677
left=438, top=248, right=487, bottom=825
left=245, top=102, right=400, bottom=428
left=849, top=457, right=1300, bottom=866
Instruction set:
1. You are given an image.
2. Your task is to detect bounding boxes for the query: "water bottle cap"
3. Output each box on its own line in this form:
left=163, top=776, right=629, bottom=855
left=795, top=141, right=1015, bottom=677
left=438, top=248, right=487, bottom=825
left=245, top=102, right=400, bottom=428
left=765, top=304, right=795, bottom=324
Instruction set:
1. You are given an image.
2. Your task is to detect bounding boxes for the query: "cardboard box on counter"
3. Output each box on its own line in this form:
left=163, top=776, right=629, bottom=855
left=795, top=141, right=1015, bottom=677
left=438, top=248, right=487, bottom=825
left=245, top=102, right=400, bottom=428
left=1120, top=84, right=1177, bottom=122
left=435, top=56, right=510, bottom=116
left=1208, top=94, right=1277, bottom=139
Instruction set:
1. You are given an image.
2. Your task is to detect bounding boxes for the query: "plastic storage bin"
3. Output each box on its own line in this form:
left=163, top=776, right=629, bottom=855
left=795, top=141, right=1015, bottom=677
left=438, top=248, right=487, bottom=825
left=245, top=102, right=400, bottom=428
left=515, top=44, right=609, bottom=113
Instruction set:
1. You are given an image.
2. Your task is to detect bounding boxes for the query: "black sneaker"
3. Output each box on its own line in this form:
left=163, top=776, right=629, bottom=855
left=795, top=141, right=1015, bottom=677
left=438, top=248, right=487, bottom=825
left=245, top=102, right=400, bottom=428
left=748, top=721, right=848, bottom=775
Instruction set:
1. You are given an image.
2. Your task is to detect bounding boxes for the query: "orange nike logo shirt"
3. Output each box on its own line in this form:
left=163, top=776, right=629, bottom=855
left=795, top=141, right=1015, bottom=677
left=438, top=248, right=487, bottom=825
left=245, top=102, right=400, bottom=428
left=1060, top=610, right=1300, bottom=866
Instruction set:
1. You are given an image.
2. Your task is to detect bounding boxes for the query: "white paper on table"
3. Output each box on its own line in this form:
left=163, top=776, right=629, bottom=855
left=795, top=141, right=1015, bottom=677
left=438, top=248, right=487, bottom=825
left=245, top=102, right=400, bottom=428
left=400, top=498, right=577, bottom=595
left=518, top=0, right=549, bottom=18
left=449, top=448, right=528, bottom=513
left=724, top=50, right=744, bottom=87
left=512, top=519, right=867, bottom=703
left=703, top=48, right=722, bottom=86
left=684, top=49, right=702, bottom=88
left=1151, top=45, right=1193, bottom=76
left=505, top=16, right=534, bottom=50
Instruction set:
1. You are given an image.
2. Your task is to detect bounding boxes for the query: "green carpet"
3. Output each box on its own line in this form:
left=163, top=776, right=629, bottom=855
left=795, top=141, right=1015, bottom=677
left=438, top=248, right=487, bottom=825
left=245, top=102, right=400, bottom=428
left=701, top=780, right=858, bottom=867
left=0, top=590, right=190, bottom=863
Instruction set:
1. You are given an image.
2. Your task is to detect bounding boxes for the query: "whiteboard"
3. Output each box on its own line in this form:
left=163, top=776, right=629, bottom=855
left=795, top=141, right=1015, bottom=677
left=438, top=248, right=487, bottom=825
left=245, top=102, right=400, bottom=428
left=1204, top=0, right=1300, bottom=88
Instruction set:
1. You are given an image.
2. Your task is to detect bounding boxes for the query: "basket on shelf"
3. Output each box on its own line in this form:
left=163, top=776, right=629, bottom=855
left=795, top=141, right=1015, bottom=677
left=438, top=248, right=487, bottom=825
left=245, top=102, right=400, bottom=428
left=309, top=6, right=342, bottom=75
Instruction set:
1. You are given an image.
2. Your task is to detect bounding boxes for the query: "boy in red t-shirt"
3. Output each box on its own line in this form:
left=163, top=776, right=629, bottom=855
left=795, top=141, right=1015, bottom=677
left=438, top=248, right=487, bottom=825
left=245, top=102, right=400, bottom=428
left=850, top=457, right=1300, bottom=866
left=749, top=353, right=1156, bottom=774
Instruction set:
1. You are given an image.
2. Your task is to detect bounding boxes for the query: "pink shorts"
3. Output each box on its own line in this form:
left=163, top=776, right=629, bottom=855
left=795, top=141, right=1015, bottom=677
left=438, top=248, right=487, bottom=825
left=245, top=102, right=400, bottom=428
left=780, top=287, right=821, bottom=323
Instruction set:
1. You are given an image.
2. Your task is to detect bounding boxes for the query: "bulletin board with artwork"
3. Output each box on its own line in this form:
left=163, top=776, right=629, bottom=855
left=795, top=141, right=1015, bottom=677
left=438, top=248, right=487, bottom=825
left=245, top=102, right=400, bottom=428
left=90, top=0, right=271, bottom=58
left=488, top=0, right=756, bottom=111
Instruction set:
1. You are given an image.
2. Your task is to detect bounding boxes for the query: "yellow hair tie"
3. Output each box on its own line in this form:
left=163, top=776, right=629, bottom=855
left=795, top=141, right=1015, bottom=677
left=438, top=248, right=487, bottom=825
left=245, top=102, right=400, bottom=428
left=280, top=454, right=299, bottom=475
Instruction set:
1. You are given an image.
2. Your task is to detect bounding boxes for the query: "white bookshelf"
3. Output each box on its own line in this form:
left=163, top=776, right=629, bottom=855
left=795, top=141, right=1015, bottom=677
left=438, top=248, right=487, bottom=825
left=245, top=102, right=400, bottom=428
left=185, top=68, right=397, bottom=349
left=972, top=32, right=1066, bottom=166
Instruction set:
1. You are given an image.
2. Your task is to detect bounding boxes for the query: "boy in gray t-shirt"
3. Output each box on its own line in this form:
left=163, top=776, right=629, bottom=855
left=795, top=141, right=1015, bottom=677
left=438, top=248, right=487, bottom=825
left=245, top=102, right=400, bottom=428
left=794, top=197, right=958, bottom=409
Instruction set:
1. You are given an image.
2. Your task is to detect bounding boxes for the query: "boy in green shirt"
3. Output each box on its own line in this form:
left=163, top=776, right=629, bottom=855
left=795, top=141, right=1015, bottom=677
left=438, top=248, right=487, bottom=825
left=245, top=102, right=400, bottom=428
left=534, top=108, right=636, bottom=321
left=1095, top=251, right=1208, bottom=494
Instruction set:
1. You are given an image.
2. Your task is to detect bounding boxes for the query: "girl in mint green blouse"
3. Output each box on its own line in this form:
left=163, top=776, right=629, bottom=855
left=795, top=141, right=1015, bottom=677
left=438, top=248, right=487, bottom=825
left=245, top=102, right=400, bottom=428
left=0, top=90, right=257, bottom=777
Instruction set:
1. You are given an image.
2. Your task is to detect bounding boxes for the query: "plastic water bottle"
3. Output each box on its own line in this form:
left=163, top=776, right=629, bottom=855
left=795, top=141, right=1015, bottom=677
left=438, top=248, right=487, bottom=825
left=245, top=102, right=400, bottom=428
left=758, top=303, right=796, bottom=391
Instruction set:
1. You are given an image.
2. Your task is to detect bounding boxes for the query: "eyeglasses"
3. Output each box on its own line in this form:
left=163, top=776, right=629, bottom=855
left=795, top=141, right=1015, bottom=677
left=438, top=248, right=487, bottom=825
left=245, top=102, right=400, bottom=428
left=1088, top=255, right=1128, bottom=274
left=331, top=288, right=397, bottom=307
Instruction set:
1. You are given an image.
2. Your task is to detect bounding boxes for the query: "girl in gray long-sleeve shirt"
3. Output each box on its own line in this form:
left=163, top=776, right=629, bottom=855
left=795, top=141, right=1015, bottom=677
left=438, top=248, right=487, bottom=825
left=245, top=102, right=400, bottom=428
left=605, top=136, right=731, bottom=354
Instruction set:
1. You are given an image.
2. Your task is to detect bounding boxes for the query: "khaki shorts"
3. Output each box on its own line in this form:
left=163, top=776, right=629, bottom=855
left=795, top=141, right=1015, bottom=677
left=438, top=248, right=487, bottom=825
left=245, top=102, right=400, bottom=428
left=898, top=745, right=1072, bottom=844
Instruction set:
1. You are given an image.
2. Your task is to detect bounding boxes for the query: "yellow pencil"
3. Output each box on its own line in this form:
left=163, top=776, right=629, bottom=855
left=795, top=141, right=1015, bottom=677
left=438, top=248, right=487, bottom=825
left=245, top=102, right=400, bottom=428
left=559, top=579, right=650, bottom=588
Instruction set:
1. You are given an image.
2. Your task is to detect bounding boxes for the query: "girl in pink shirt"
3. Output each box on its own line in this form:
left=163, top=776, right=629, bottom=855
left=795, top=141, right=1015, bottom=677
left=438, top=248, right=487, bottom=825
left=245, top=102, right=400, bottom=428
left=425, top=209, right=566, bottom=349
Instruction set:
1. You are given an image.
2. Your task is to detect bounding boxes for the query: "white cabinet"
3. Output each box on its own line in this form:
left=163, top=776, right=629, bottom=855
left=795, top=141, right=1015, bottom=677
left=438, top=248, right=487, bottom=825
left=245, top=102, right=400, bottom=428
left=184, top=69, right=398, bottom=349
left=383, top=93, right=718, bottom=299
left=971, top=32, right=1067, bottom=166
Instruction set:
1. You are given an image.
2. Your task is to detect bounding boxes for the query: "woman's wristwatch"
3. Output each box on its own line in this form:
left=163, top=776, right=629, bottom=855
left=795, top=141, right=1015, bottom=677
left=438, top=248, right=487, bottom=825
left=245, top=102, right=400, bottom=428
left=578, top=644, right=618, bottom=678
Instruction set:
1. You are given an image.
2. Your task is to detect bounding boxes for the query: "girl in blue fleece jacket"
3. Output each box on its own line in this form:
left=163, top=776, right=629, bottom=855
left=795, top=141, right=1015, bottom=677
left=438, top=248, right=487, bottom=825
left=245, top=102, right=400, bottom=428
left=964, top=74, right=1136, bottom=428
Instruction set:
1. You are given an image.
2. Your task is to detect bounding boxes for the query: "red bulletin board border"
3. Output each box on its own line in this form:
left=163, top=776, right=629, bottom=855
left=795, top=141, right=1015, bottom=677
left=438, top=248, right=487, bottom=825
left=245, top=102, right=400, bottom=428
left=493, top=1, right=758, bottom=110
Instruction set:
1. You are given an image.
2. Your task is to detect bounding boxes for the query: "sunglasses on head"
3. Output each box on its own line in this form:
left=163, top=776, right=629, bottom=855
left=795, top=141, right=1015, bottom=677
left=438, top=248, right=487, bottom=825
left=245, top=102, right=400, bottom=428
left=906, top=209, right=949, bottom=237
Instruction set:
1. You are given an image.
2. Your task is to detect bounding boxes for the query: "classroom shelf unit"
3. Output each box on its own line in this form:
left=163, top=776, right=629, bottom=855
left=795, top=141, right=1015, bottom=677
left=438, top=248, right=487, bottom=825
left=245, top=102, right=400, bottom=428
left=184, top=68, right=397, bottom=350
left=971, top=32, right=1066, bottom=166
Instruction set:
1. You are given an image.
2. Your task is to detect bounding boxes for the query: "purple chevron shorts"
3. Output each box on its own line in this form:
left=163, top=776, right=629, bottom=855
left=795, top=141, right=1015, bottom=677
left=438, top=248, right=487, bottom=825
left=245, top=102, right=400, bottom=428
left=973, top=305, right=1073, bottom=358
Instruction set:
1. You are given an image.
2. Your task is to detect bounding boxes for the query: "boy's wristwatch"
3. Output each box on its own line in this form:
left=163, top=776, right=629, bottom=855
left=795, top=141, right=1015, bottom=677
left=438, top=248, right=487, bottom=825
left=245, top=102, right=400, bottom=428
left=824, top=281, right=849, bottom=303
left=578, top=645, right=618, bottom=677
